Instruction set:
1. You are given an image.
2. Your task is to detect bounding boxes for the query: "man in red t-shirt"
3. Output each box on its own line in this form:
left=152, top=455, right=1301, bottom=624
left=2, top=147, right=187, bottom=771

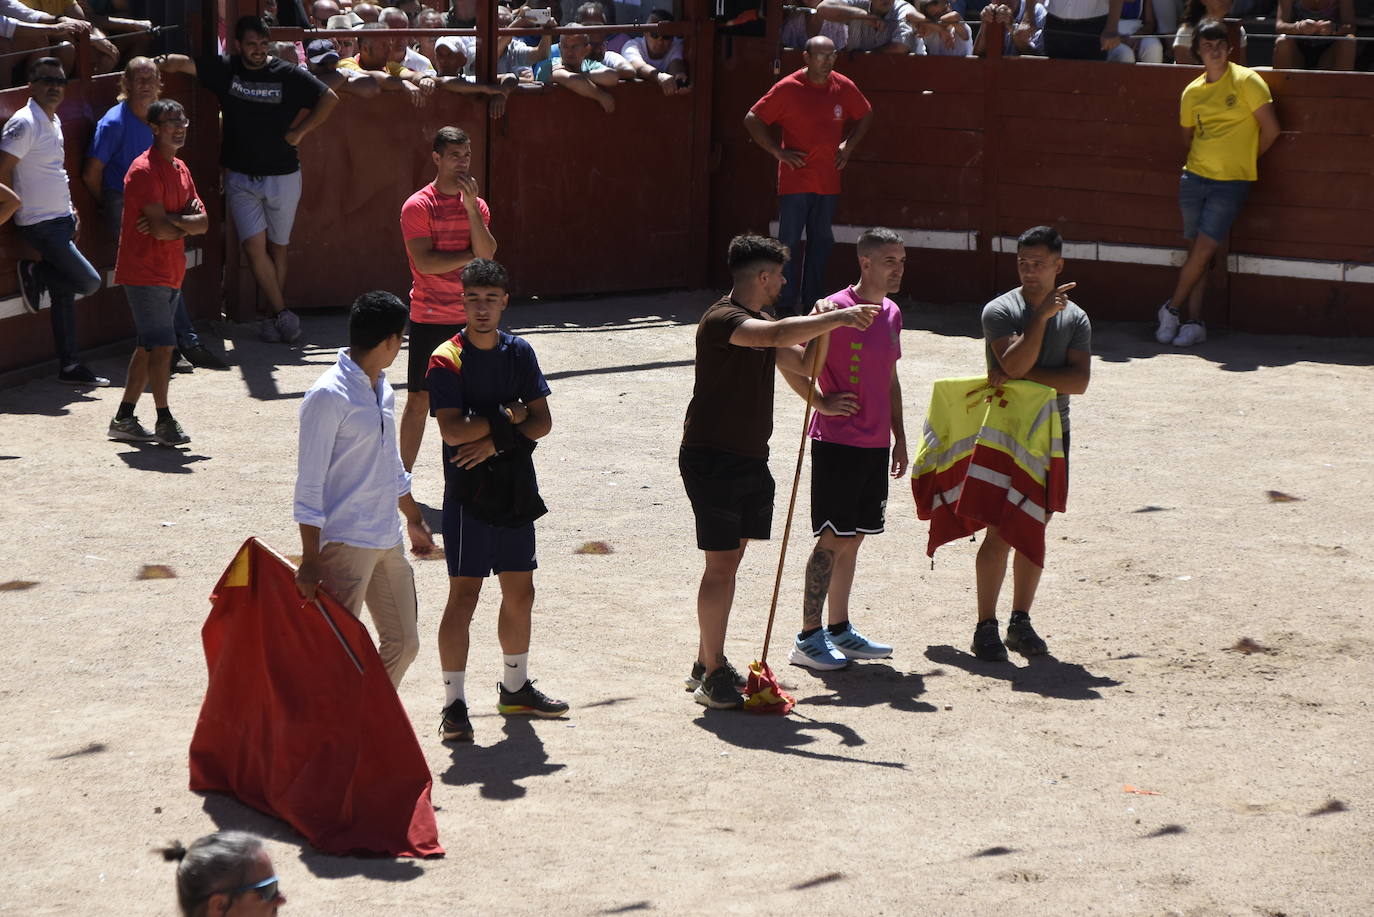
left=744, top=35, right=873, bottom=316
left=108, top=99, right=209, bottom=447
left=399, top=125, right=496, bottom=474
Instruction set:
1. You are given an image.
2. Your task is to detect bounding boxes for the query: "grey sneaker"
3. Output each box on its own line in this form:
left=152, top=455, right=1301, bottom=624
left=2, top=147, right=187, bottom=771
left=171, top=350, right=194, bottom=374
left=153, top=417, right=191, bottom=446
left=692, top=666, right=744, bottom=710
left=108, top=415, right=156, bottom=442
left=1155, top=302, right=1180, bottom=345
left=274, top=308, right=304, bottom=344
left=259, top=316, right=283, bottom=343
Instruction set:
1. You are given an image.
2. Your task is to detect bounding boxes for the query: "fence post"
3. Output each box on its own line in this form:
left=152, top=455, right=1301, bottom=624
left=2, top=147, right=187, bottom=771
left=978, top=21, right=1005, bottom=302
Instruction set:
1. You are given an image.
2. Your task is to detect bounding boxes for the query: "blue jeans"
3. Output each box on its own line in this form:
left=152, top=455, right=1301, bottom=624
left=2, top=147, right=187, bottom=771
left=1179, top=171, right=1252, bottom=243
left=103, top=188, right=199, bottom=348
left=16, top=215, right=102, bottom=367
left=777, top=193, right=838, bottom=315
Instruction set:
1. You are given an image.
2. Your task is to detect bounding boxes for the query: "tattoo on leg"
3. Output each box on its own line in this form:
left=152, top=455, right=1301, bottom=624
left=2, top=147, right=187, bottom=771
left=803, top=548, right=835, bottom=631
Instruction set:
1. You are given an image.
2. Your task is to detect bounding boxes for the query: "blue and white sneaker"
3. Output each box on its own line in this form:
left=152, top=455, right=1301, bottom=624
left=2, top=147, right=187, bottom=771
left=828, top=622, right=893, bottom=660
left=788, top=629, right=849, bottom=671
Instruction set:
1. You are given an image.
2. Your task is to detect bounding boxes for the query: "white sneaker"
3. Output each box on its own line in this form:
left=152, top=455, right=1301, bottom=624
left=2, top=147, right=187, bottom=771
left=1155, top=302, right=1180, bottom=344
left=1172, top=321, right=1207, bottom=347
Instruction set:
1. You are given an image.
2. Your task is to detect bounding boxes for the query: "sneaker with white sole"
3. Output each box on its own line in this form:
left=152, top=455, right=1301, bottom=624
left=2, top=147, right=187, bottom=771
left=154, top=417, right=191, bottom=446
left=16, top=260, right=45, bottom=313
left=57, top=363, right=111, bottom=387
left=1172, top=321, right=1206, bottom=347
left=692, top=665, right=744, bottom=709
left=788, top=628, right=849, bottom=671
left=827, top=622, right=894, bottom=660
left=108, top=415, right=156, bottom=442
left=685, top=658, right=747, bottom=692
left=274, top=308, right=304, bottom=344
left=1155, top=302, right=1180, bottom=345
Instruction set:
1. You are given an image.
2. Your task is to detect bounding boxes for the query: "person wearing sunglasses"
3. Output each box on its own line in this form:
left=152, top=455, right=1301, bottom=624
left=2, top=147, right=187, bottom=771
left=0, top=56, right=108, bottom=387
left=620, top=8, right=688, bottom=94
left=161, top=831, right=287, bottom=916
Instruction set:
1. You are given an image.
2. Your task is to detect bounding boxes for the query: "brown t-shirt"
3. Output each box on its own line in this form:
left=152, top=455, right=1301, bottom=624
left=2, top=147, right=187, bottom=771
left=682, top=297, right=777, bottom=460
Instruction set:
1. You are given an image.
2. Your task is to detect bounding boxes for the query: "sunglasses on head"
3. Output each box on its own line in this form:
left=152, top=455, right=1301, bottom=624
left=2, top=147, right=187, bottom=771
left=31, top=75, right=67, bottom=86
left=231, top=875, right=280, bottom=903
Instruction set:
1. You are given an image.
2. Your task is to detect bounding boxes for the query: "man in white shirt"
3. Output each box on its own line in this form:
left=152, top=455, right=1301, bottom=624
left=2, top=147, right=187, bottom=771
left=294, top=290, right=436, bottom=688
left=0, top=57, right=107, bottom=386
left=621, top=8, right=688, bottom=93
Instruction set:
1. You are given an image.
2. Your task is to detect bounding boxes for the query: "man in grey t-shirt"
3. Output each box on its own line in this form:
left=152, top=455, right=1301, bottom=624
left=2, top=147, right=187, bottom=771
left=973, top=224, right=1092, bottom=663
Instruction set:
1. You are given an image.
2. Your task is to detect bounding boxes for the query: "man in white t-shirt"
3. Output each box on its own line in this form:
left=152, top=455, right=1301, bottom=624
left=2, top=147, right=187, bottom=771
left=0, top=57, right=108, bottom=387
left=621, top=8, right=688, bottom=94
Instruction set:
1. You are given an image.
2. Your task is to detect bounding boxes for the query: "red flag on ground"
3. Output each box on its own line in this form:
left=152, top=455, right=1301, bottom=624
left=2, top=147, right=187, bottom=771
left=189, top=537, right=442, bottom=858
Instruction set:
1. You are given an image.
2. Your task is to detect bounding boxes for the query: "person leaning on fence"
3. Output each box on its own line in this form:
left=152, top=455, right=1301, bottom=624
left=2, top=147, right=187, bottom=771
left=974, top=0, right=1046, bottom=55
left=912, top=0, right=973, bottom=55
left=161, top=831, right=287, bottom=916
left=306, top=37, right=382, bottom=96
left=817, top=0, right=921, bottom=53
left=1273, top=0, right=1357, bottom=70
left=1036, top=0, right=1123, bottom=60
left=1155, top=19, right=1278, bottom=347
left=0, top=0, right=88, bottom=91
left=0, top=56, right=108, bottom=386
left=157, top=16, right=340, bottom=346
left=780, top=0, right=851, bottom=52
left=574, top=2, right=638, bottom=80
left=620, top=8, right=689, bottom=92
left=534, top=29, right=619, bottom=112
left=49, top=0, right=150, bottom=73
left=380, top=5, right=438, bottom=74
left=1172, top=0, right=1245, bottom=64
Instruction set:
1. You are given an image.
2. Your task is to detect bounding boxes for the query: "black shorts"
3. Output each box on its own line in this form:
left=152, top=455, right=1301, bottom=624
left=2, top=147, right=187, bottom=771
left=810, top=440, right=890, bottom=537
left=679, top=445, right=775, bottom=552
left=406, top=320, right=464, bottom=393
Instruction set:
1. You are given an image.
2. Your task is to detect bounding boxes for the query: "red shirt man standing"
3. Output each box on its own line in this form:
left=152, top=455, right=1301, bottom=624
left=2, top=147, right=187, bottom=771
left=744, top=36, right=873, bottom=316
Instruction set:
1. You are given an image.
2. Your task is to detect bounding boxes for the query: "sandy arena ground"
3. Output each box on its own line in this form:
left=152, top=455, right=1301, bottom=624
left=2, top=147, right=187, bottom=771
left=1, top=290, right=1371, bottom=916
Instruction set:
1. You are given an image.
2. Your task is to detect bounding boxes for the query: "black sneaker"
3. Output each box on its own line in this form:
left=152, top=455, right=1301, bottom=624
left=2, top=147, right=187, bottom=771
left=692, top=665, right=744, bottom=710
left=16, top=259, right=44, bottom=313
left=171, top=350, right=194, bottom=374
left=57, top=363, right=112, bottom=387
left=181, top=342, right=228, bottom=369
left=972, top=618, right=1008, bottom=662
left=439, top=698, right=474, bottom=742
left=497, top=680, right=569, bottom=718
left=685, top=658, right=747, bottom=692
left=1004, top=611, right=1049, bottom=656
left=154, top=417, right=191, bottom=446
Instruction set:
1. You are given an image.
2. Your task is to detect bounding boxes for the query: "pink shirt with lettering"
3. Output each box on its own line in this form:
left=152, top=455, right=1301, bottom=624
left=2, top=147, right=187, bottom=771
left=807, top=286, right=902, bottom=450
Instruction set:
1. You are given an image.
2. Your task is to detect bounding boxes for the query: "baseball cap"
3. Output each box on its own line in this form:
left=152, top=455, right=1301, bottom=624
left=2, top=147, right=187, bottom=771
left=307, top=39, right=340, bottom=65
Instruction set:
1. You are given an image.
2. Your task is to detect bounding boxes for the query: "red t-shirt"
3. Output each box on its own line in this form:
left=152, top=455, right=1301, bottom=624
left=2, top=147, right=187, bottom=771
left=114, top=148, right=200, bottom=289
left=749, top=69, right=872, bottom=196
left=400, top=183, right=492, bottom=325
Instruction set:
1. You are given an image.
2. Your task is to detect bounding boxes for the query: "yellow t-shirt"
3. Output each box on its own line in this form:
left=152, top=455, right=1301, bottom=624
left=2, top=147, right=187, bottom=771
left=1180, top=62, right=1273, bottom=182
left=336, top=57, right=407, bottom=77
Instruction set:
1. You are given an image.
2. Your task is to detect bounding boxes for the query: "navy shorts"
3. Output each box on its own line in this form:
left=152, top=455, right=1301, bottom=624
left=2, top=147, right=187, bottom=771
left=442, top=498, right=537, bottom=578
left=1179, top=170, right=1251, bottom=242
left=679, top=445, right=774, bottom=552
left=124, top=284, right=179, bottom=349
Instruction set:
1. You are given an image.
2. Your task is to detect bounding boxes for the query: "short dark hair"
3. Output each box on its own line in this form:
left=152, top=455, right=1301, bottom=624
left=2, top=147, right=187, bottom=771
left=1017, top=225, right=1062, bottom=255
left=648, top=8, right=674, bottom=23
left=727, top=234, right=788, bottom=276
left=160, top=831, right=264, bottom=917
left=461, top=258, right=510, bottom=292
left=1192, top=18, right=1228, bottom=55
left=432, top=125, right=470, bottom=154
left=235, top=15, right=270, bottom=42
left=147, top=99, right=185, bottom=126
left=28, top=57, right=65, bottom=78
left=349, top=290, right=409, bottom=352
left=856, top=227, right=903, bottom=257
left=576, top=1, right=609, bottom=22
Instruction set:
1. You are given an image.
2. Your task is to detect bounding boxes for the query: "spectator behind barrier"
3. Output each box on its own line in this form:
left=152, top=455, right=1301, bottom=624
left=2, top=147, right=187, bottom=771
left=307, top=37, right=381, bottom=96
left=271, top=39, right=302, bottom=64
left=339, top=21, right=436, bottom=106
left=575, top=1, right=637, bottom=77
left=0, top=56, right=109, bottom=386
left=325, top=12, right=363, bottom=57
left=781, top=0, right=851, bottom=50
left=974, top=0, right=1046, bottom=54
left=817, top=0, right=921, bottom=53
left=1174, top=0, right=1245, bottom=62
left=0, top=0, right=90, bottom=88
left=354, top=2, right=383, bottom=21
left=381, top=5, right=438, bottom=74
left=621, top=8, right=689, bottom=90
left=312, top=0, right=342, bottom=26
left=160, top=831, right=287, bottom=916
left=1037, top=0, right=1124, bottom=61
left=1110, top=0, right=1164, bottom=61
left=451, top=6, right=558, bottom=80
left=915, top=0, right=973, bottom=53
left=534, top=29, right=619, bottom=111
left=1273, top=0, right=1357, bottom=69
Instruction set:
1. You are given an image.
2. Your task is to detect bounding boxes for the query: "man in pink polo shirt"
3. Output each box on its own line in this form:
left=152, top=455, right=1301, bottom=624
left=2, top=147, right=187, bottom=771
left=398, top=124, right=497, bottom=474
left=744, top=34, right=873, bottom=317
left=788, top=227, right=909, bottom=671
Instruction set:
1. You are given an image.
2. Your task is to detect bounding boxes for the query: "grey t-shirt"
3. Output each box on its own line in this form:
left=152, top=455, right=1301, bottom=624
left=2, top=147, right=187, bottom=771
left=982, top=288, right=1091, bottom=434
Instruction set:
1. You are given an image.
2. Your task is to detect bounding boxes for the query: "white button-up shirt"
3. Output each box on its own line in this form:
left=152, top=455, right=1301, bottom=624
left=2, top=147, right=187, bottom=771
left=293, top=348, right=412, bottom=550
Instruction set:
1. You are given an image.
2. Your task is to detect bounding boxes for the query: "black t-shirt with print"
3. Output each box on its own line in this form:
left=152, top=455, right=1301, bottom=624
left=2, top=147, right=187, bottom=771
left=197, top=54, right=327, bottom=176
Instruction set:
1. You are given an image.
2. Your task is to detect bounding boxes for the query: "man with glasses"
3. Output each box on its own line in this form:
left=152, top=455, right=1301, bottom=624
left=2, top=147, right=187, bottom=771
left=0, top=57, right=107, bottom=386
left=106, top=99, right=207, bottom=447
left=620, top=8, right=688, bottom=94
left=744, top=35, right=873, bottom=317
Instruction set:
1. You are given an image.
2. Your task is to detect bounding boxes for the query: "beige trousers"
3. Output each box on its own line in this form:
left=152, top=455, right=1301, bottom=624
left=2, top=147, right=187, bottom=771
left=317, top=542, right=420, bottom=688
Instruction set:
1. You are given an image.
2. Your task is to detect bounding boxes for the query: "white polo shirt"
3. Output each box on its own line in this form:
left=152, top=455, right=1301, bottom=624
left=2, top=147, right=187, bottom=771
left=0, top=98, right=74, bottom=227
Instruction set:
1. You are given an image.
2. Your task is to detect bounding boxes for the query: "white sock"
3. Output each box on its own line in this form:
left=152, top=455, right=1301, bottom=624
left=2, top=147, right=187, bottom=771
left=443, top=671, right=465, bottom=705
left=502, top=653, right=529, bottom=692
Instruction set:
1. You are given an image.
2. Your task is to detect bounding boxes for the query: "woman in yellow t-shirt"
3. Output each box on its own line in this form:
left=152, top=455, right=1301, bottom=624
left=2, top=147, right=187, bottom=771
left=1155, top=20, right=1279, bottom=348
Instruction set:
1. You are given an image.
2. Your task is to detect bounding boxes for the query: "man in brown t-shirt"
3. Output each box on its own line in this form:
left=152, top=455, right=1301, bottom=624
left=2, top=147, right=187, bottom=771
left=681, top=233, right=877, bottom=710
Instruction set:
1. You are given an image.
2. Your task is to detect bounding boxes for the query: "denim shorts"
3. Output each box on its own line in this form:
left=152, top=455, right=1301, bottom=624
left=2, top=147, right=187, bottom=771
left=124, top=284, right=179, bottom=349
left=1179, top=170, right=1251, bottom=242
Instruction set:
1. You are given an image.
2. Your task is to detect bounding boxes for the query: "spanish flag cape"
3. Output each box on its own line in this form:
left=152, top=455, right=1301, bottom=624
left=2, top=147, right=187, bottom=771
left=910, top=377, right=1066, bottom=568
